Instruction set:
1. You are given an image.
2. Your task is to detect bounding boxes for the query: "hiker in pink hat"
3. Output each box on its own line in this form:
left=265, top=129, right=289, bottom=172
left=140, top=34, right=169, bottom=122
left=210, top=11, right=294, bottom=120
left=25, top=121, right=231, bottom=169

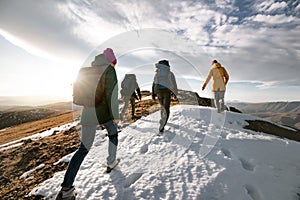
left=103, top=48, right=117, bottom=66
left=202, top=60, right=229, bottom=113
left=56, top=48, right=120, bottom=199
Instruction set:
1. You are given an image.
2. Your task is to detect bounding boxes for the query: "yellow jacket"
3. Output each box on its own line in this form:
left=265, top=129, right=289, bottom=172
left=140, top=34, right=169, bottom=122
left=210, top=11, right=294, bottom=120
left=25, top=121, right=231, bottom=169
left=203, top=63, right=229, bottom=92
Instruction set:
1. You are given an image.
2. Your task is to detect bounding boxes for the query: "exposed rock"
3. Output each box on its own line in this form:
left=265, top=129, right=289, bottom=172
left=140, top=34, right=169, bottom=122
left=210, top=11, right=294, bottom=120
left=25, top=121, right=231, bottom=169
left=244, top=120, right=300, bottom=142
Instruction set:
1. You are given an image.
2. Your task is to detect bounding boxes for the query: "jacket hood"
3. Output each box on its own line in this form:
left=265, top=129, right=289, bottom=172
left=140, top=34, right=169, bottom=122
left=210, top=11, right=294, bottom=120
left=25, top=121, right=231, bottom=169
left=92, top=54, right=111, bottom=67
left=212, top=62, right=222, bottom=68
left=155, top=63, right=170, bottom=70
left=124, top=74, right=136, bottom=80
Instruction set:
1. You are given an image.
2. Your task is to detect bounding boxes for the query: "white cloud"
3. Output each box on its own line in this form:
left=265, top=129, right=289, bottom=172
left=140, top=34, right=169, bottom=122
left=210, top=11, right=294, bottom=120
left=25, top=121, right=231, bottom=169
left=256, top=0, right=276, bottom=12
left=266, top=2, right=287, bottom=12
left=296, top=3, right=300, bottom=12
left=256, top=1, right=288, bottom=13
left=0, top=29, right=57, bottom=61
left=249, top=14, right=295, bottom=24
left=0, top=0, right=90, bottom=62
left=255, top=81, right=278, bottom=89
left=228, top=16, right=239, bottom=23
left=0, top=0, right=299, bottom=97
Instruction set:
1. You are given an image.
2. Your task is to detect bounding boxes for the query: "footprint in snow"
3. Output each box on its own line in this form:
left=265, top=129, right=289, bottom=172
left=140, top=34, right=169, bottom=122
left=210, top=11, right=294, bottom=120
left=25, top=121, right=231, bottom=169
left=244, top=184, right=262, bottom=200
left=118, top=135, right=127, bottom=143
left=221, top=148, right=232, bottom=159
left=239, top=158, right=255, bottom=171
left=140, top=144, right=148, bottom=154
left=124, top=173, right=143, bottom=188
left=163, top=131, right=176, bottom=143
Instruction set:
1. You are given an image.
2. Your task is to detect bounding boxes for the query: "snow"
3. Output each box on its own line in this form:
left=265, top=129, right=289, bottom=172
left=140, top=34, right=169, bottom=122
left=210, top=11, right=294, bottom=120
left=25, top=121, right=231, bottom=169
left=20, top=164, right=45, bottom=180
left=141, top=95, right=153, bottom=101
left=26, top=105, right=300, bottom=199
left=0, top=121, right=79, bottom=151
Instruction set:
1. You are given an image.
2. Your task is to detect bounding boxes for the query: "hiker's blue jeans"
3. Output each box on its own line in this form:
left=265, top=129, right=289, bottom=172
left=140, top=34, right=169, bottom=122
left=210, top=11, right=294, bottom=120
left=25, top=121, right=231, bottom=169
left=61, top=120, right=118, bottom=188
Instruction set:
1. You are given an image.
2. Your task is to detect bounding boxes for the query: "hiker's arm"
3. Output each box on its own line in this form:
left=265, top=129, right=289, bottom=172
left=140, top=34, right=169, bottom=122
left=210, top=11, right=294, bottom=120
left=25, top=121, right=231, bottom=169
left=223, top=68, right=229, bottom=85
left=136, top=86, right=142, bottom=100
left=171, top=73, right=178, bottom=96
left=152, top=82, right=156, bottom=100
left=105, top=68, right=120, bottom=120
left=152, top=74, right=157, bottom=100
left=202, top=70, right=212, bottom=90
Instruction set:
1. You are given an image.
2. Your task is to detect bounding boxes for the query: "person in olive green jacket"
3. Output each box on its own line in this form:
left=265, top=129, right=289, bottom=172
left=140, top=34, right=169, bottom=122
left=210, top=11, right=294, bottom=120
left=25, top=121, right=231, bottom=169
left=56, top=48, right=119, bottom=200
left=202, top=60, right=229, bottom=113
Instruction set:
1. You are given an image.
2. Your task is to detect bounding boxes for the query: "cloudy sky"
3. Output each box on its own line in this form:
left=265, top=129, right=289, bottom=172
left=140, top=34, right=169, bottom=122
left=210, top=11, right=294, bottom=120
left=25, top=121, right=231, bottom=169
left=0, top=0, right=299, bottom=103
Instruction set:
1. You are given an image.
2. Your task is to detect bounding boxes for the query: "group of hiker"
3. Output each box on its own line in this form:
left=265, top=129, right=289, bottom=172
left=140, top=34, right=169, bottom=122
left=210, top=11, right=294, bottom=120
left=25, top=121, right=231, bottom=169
left=56, top=48, right=229, bottom=200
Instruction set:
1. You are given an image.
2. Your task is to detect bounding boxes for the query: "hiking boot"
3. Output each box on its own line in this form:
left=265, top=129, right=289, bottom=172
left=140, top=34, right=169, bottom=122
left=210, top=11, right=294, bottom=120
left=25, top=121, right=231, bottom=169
left=159, top=124, right=164, bottom=133
left=55, top=187, right=76, bottom=200
left=107, top=159, right=119, bottom=169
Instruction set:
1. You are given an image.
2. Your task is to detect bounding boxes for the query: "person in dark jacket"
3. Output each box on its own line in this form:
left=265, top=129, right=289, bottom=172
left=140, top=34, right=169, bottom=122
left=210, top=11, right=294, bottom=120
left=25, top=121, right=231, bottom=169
left=56, top=48, right=119, bottom=200
left=120, top=74, right=142, bottom=120
left=152, top=60, right=178, bottom=134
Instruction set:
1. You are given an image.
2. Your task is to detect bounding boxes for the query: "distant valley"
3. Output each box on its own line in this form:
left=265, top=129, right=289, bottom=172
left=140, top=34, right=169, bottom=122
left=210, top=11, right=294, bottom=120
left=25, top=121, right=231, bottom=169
left=228, top=101, right=300, bottom=129
left=0, top=94, right=299, bottom=130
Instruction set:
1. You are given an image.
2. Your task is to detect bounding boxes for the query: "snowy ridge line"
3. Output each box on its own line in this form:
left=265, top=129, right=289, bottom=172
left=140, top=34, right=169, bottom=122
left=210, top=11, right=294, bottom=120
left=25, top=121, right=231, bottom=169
left=29, top=105, right=300, bottom=200
left=0, top=121, right=79, bottom=151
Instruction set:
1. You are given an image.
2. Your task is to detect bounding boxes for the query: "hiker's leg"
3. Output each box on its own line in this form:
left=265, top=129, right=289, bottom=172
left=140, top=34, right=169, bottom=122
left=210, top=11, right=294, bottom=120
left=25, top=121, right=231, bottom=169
left=61, top=125, right=97, bottom=188
left=214, top=91, right=221, bottom=112
left=158, top=91, right=171, bottom=131
left=130, top=96, right=135, bottom=117
left=157, top=91, right=166, bottom=121
left=121, top=96, right=130, bottom=119
left=157, top=92, right=166, bottom=130
left=104, top=120, right=118, bottom=165
left=163, top=91, right=171, bottom=124
left=157, top=92, right=164, bottom=117
left=219, top=91, right=225, bottom=111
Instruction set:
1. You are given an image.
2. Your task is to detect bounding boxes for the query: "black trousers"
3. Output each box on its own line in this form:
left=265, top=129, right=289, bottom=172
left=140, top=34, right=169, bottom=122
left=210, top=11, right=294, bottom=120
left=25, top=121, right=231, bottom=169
left=157, top=89, right=171, bottom=131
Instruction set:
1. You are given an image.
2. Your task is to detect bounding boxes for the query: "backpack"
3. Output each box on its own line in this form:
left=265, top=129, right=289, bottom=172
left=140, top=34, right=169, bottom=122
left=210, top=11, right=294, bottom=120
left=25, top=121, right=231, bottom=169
left=155, top=63, right=172, bottom=91
left=73, top=66, right=106, bottom=106
left=121, top=74, right=137, bottom=97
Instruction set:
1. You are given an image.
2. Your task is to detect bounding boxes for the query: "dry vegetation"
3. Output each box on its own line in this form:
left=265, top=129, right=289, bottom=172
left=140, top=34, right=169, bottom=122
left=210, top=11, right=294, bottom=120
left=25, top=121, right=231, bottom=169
left=0, top=94, right=298, bottom=199
left=0, top=98, right=175, bottom=199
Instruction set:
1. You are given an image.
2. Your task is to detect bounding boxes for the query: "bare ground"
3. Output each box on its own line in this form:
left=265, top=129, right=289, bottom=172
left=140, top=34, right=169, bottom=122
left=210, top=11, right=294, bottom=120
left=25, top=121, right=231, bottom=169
left=0, top=99, right=169, bottom=199
left=0, top=97, right=299, bottom=199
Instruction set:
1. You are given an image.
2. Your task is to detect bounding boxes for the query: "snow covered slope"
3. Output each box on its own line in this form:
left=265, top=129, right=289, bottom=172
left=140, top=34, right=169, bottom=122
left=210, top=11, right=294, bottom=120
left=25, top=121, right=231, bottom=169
left=30, top=105, right=300, bottom=200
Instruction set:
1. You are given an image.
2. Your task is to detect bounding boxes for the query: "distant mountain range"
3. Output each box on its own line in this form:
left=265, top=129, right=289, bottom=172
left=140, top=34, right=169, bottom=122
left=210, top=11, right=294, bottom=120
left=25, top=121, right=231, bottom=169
left=228, top=101, right=300, bottom=129
left=0, top=94, right=299, bottom=130
left=0, top=96, right=72, bottom=111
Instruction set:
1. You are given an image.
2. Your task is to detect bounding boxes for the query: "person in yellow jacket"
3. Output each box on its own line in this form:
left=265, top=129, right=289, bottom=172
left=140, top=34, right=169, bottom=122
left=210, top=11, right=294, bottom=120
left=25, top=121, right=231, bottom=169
left=202, top=60, right=229, bottom=113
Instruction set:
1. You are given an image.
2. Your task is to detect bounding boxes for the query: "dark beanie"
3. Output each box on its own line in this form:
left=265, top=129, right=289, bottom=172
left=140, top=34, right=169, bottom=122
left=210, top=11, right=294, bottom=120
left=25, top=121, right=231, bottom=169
left=211, top=60, right=218, bottom=65
left=158, top=60, right=169, bottom=66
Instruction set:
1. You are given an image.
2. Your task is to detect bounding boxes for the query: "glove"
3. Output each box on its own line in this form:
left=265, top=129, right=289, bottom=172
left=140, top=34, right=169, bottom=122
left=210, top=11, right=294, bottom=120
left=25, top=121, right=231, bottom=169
left=152, top=95, right=156, bottom=100
left=171, top=93, right=177, bottom=100
left=202, top=83, right=206, bottom=91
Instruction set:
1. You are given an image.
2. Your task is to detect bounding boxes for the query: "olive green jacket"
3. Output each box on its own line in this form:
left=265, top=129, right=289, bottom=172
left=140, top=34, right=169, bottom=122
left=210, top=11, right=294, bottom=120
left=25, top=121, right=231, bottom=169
left=80, top=58, right=119, bottom=125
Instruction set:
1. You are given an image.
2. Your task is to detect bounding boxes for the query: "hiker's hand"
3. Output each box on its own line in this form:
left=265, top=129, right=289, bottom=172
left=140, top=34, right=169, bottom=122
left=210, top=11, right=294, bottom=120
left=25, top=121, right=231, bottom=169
left=113, top=119, right=119, bottom=124
left=152, top=95, right=156, bottom=100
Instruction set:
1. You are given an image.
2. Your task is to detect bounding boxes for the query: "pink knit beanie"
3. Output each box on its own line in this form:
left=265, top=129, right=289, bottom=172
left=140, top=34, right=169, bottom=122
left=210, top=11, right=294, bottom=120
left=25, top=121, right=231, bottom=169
left=103, top=48, right=117, bottom=65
